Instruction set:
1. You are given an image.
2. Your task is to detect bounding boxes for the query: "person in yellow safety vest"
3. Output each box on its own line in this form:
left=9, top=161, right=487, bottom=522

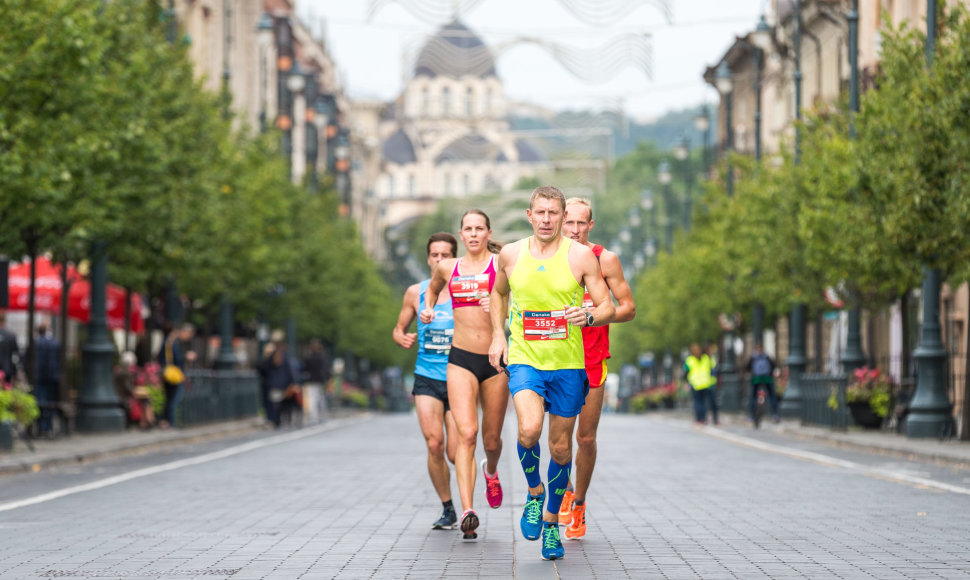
left=684, top=342, right=718, bottom=426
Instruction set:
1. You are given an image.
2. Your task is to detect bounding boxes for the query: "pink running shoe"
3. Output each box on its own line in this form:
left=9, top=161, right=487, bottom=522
left=481, top=458, right=503, bottom=509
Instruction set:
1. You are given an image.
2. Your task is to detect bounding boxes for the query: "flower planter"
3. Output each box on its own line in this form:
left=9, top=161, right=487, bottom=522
left=848, top=401, right=883, bottom=429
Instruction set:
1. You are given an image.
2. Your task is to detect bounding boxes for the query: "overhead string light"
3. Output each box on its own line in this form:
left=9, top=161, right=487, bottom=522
left=369, top=0, right=672, bottom=26
left=408, top=26, right=653, bottom=84
left=367, top=0, right=485, bottom=22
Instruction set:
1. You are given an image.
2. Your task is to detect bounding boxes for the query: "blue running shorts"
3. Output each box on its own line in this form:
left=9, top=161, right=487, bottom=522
left=507, top=365, right=589, bottom=418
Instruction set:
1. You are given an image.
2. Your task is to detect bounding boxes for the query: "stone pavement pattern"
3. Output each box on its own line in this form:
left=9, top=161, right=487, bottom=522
left=1, top=412, right=969, bottom=579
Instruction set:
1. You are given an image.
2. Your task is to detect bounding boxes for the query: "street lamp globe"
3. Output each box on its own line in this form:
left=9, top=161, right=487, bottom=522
left=693, top=107, right=710, bottom=133
left=645, top=239, right=656, bottom=257
left=658, top=160, right=672, bottom=185
left=674, top=136, right=689, bottom=161
left=287, top=61, right=306, bottom=94
left=256, top=11, right=274, bottom=46
left=750, top=14, right=773, bottom=53
left=619, top=228, right=631, bottom=244
left=714, top=61, right=733, bottom=96
left=640, top=189, right=654, bottom=211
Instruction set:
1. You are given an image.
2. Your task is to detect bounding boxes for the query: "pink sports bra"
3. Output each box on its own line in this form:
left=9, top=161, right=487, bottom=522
left=449, top=255, right=496, bottom=309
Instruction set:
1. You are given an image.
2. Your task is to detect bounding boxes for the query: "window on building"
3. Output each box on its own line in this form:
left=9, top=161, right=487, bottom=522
left=462, top=173, right=470, bottom=196
left=408, top=175, right=416, bottom=198
left=387, top=175, right=395, bottom=197
left=444, top=173, right=452, bottom=195
left=422, top=87, right=430, bottom=116
left=465, top=87, right=473, bottom=116
left=442, top=86, right=451, bottom=117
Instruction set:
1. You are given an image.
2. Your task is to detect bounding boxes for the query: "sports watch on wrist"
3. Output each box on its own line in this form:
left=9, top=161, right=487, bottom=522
left=584, top=311, right=594, bottom=327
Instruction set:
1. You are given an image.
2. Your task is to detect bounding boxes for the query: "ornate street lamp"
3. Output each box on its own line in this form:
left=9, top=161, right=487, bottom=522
left=77, top=241, right=124, bottom=431
left=714, top=61, right=734, bottom=197
left=841, top=0, right=866, bottom=376
left=256, top=12, right=274, bottom=133
left=783, top=0, right=808, bottom=419
left=907, top=0, right=954, bottom=438
left=674, top=135, right=692, bottom=230
left=658, top=160, right=673, bottom=253
left=693, top=107, right=711, bottom=179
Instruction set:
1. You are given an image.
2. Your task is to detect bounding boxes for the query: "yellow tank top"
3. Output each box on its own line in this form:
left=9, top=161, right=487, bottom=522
left=508, top=237, right=585, bottom=370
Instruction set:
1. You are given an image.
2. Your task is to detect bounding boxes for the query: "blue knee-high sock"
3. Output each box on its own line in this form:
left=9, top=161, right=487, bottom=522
left=546, top=459, right=572, bottom=515
left=517, top=442, right=542, bottom=489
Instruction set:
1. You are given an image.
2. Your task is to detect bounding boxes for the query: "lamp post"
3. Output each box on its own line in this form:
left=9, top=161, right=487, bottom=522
left=77, top=241, right=124, bottom=432
left=285, top=61, right=306, bottom=184
left=214, top=2, right=236, bottom=371
left=641, top=189, right=658, bottom=268
left=907, top=0, right=954, bottom=438
left=256, top=12, right=274, bottom=133
left=841, top=0, right=866, bottom=375
left=334, top=128, right=352, bottom=216
left=749, top=15, right=771, bottom=348
left=714, top=61, right=734, bottom=197
left=658, top=160, right=673, bottom=253
left=783, top=0, right=808, bottom=419
left=693, top=106, right=711, bottom=179
left=674, top=136, right=692, bottom=230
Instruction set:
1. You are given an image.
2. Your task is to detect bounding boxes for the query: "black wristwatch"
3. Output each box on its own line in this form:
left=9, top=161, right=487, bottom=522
left=584, top=312, right=594, bottom=327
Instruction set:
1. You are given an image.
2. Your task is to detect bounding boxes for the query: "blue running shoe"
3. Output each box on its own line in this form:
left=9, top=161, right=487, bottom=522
left=520, top=488, right=545, bottom=541
left=541, top=522, right=564, bottom=560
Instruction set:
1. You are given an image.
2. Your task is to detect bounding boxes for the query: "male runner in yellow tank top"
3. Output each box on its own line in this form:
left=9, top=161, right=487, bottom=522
left=488, top=185, right=615, bottom=561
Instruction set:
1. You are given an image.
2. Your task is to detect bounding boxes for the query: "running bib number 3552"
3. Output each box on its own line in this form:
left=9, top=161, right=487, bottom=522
left=450, top=274, right=490, bottom=304
left=523, top=310, right=568, bottom=340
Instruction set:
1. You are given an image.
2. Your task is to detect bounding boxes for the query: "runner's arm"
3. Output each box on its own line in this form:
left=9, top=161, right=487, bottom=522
left=488, top=248, right=512, bottom=370
left=392, top=283, right=420, bottom=349
left=419, top=260, right=451, bottom=322
left=598, top=250, right=635, bottom=323
left=569, top=248, right=614, bottom=327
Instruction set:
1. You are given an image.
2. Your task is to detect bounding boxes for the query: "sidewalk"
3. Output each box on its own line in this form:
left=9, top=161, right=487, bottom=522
left=667, top=407, right=970, bottom=464
left=0, top=418, right=268, bottom=476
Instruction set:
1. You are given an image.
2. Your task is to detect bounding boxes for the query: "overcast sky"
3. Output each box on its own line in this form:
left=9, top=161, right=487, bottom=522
left=299, top=0, right=766, bottom=122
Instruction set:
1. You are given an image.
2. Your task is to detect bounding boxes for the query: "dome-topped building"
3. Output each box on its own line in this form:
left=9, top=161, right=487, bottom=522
left=376, top=19, right=546, bottom=206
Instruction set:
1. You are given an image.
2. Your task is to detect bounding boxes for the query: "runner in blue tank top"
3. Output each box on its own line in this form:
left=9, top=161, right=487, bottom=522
left=393, top=232, right=460, bottom=530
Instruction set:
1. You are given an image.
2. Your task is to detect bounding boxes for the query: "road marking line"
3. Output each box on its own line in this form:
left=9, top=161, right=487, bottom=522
left=705, top=427, right=970, bottom=496
left=0, top=416, right=369, bottom=514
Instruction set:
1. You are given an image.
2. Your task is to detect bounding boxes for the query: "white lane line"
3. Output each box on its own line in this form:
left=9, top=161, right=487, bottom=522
left=0, top=415, right=369, bottom=513
left=705, top=427, right=970, bottom=496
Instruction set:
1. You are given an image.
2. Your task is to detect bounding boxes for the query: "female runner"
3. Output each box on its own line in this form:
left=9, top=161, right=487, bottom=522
left=420, top=209, right=509, bottom=539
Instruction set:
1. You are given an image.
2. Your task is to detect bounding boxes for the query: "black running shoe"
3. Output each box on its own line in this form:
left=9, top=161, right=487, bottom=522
left=432, top=507, right=457, bottom=530
left=460, top=509, right=479, bottom=539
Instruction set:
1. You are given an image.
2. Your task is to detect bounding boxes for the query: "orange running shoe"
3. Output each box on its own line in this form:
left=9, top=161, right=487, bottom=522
left=558, top=490, right=574, bottom=525
left=564, top=502, right=586, bottom=539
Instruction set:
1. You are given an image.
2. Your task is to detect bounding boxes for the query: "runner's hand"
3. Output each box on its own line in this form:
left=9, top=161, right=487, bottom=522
left=479, top=294, right=490, bottom=313
left=418, top=307, right=435, bottom=324
left=564, top=305, right=587, bottom=327
left=394, top=332, right=417, bottom=349
left=488, top=337, right=508, bottom=371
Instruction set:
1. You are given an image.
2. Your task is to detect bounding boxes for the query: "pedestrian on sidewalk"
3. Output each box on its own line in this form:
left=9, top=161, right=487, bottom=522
left=421, top=210, right=509, bottom=541
left=554, top=197, right=636, bottom=540
left=33, top=323, right=60, bottom=435
left=684, top=343, right=718, bottom=426
left=301, top=339, right=332, bottom=423
left=257, top=341, right=297, bottom=429
left=0, top=311, right=21, bottom=386
left=393, top=232, right=460, bottom=531
left=157, top=323, right=195, bottom=429
left=488, top=186, right=615, bottom=561
left=745, top=342, right=779, bottom=423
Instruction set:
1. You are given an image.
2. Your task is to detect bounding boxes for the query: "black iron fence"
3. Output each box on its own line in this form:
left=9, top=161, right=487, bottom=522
left=178, top=370, right=261, bottom=427
left=799, top=373, right=849, bottom=430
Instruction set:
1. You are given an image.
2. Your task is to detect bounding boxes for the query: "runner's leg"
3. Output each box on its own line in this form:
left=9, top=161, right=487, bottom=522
left=415, top=394, right=451, bottom=502
left=447, top=364, right=481, bottom=512
left=573, top=385, right=605, bottom=504
left=479, top=372, right=509, bottom=474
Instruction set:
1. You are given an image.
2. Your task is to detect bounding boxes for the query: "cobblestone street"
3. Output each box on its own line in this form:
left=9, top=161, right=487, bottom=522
left=1, top=412, right=969, bottom=579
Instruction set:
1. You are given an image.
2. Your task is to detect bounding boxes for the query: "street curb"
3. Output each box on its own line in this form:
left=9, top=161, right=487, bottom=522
left=0, top=410, right=372, bottom=477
